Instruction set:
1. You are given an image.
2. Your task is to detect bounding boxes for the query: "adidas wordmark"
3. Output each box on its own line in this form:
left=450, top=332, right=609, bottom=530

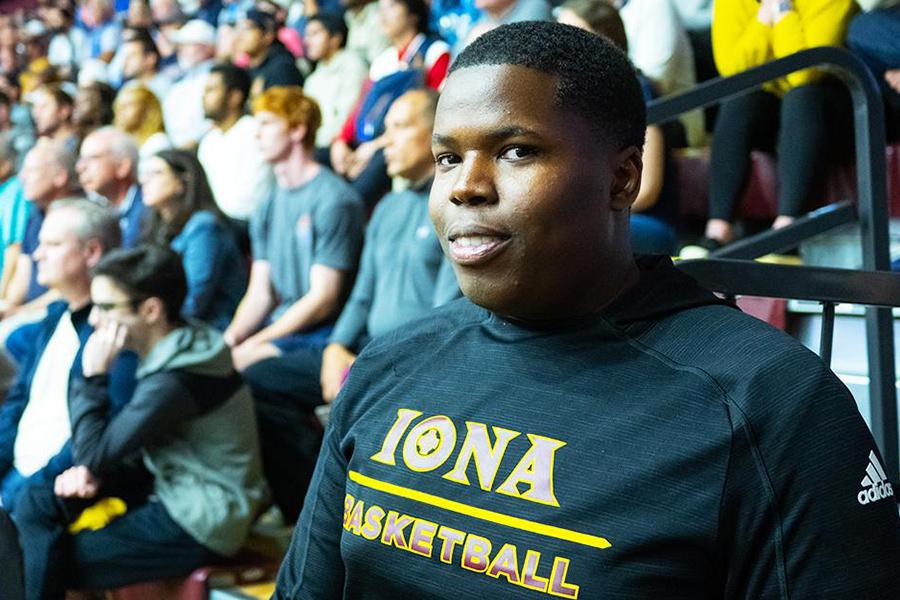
left=857, top=450, right=894, bottom=505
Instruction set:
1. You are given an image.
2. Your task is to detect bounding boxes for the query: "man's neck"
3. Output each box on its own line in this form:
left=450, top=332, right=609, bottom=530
left=62, top=283, right=91, bottom=312
left=104, top=180, right=134, bottom=207
left=273, top=146, right=320, bottom=189
left=51, top=123, right=76, bottom=142
left=392, top=30, right=418, bottom=51
left=247, top=46, right=270, bottom=68
left=138, top=322, right=179, bottom=359
left=216, top=111, right=243, bottom=134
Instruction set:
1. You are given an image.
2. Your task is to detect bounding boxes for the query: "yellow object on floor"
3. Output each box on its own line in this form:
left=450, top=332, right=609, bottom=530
left=68, top=497, right=127, bottom=534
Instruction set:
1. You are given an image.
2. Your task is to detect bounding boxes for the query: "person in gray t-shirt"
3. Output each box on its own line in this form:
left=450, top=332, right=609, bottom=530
left=225, top=86, right=364, bottom=372
left=239, top=89, right=459, bottom=523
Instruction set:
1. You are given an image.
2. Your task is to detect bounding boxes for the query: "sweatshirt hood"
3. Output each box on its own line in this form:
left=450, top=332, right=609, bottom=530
left=603, top=254, right=735, bottom=327
left=137, top=322, right=234, bottom=378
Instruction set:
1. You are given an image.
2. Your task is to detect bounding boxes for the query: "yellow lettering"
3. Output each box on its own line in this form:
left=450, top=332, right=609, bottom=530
left=486, top=543, right=520, bottom=584
left=548, top=557, right=580, bottom=599
left=408, top=518, right=438, bottom=558
left=495, top=434, right=566, bottom=507
left=520, top=550, right=550, bottom=593
left=436, top=526, right=465, bottom=564
left=370, top=409, right=422, bottom=466
left=443, top=423, right=520, bottom=491
left=461, top=534, right=492, bottom=573
left=360, top=505, right=385, bottom=541
left=402, top=415, right=457, bottom=473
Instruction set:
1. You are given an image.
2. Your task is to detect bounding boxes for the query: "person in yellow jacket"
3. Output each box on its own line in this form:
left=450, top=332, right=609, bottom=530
left=697, top=0, right=857, bottom=251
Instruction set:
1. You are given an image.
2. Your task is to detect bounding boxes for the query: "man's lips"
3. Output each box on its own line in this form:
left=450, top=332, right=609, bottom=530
left=446, top=225, right=511, bottom=265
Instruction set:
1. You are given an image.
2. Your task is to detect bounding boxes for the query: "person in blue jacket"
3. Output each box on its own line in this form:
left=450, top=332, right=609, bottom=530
left=0, top=199, right=136, bottom=513
left=138, top=149, right=247, bottom=330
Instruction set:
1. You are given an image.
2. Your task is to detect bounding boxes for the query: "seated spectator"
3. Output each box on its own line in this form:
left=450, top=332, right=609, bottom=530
left=612, top=0, right=703, bottom=146
left=558, top=0, right=678, bottom=254
left=44, top=6, right=84, bottom=82
left=236, top=9, right=304, bottom=98
left=0, top=199, right=134, bottom=514
left=72, top=82, right=115, bottom=139
left=0, top=86, right=36, bottom=168
left=16, top=244, right=267, bottom=598
left=343, top=0, right=391, bottom=65
left=0, top=133, right=29, bottom=296
left=303, top=13, right=369, bottom=154
left=17, top=21, right=53, bottom=99
left=695, top=0, right=856, bottom=251
left=139, top=150, right=247, bottom=330
left=224, top=86, right=364, bottom=372
left=462, top=0, right=551, bottom=47
left=113, top=85, right=172, bottom=158
left=1, top=140, right=80, bottom=321
left=77, top=126, right=146, bottom=249
left=119, top=26, right=174, bottom=100
left=847, top=1, right=900, bottom=140
left=198, top=62, right=270, bottom=249
left=29, top=83, right=80, bottom=153
left=330, top=0, right=450, bottom=207
left=162, top=20, right=216, bottom=149
left=77, top=0, right=121, bottom=64
left=243, top=89, right=458, bottom=522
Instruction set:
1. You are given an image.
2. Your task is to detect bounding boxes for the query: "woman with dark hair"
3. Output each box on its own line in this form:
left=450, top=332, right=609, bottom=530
left=138, top=149, right=247, bottom=330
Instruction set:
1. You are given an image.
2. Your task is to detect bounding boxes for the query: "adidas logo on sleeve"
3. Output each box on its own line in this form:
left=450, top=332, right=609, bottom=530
left=857, top=450, right=895, bottom=505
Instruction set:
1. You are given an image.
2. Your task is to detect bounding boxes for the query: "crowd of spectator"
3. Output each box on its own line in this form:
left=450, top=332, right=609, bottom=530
left=0, top=0, right=895, bottom=596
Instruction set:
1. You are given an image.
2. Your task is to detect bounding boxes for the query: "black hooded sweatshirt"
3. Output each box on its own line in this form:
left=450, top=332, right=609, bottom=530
left=275, top=256, right=900, bottom=599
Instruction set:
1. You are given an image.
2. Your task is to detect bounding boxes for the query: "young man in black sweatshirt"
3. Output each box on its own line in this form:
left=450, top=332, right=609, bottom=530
left=274, top=21, right=900, bottom=599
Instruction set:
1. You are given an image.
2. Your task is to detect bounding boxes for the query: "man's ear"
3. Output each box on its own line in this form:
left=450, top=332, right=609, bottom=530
left=84, top=239, right=104, bottom=268
left=610, top=146, right=642, bottom=212
left=116, top=157, right=135, bottom=181
left=289, top=123, right=308, bottom=146
left=141, top=296, right=166, bottom=325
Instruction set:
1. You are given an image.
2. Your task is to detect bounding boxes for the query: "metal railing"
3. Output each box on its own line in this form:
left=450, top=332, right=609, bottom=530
left=654, top=47, right=900, bottom=475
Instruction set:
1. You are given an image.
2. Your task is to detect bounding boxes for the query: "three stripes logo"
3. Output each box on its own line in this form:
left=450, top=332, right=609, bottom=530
left=857, top=450, right=894, bottom=505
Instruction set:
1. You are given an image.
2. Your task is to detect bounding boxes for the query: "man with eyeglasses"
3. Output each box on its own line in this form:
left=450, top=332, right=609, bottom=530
left=14, top=244, right=267, bottom=599
left=0, top=199, right=136, bottom=515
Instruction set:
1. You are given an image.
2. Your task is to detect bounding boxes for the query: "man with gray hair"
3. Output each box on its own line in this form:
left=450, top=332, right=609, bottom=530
left=0, top=199, right=136, bottom=514
left=1, top=139, right=80, bottom=320
left=77, top=126, right=145, bottom=248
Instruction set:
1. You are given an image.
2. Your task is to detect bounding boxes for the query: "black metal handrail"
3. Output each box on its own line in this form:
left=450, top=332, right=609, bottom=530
left=656, top=47, right=899, bottom=475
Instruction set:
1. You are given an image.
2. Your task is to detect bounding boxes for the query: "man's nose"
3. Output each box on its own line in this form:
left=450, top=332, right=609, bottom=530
left=449, top=155, right=497, bottom=207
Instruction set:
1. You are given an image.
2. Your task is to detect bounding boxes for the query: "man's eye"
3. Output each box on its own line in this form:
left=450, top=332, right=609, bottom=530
left=499, top=146, right=535, bottom=161
left=434, top=153, right=460, bottom=167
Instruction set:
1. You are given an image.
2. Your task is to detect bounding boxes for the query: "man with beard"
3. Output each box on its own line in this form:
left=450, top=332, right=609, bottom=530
left=29, top=84, right=79, bottom=153
left=197, top=63, right=271, bottom=251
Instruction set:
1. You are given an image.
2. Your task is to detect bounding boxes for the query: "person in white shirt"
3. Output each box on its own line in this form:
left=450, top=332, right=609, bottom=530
left=162, top=20, right=216, bottom=149
left=303, top=13, right=369, bottom=153
left=197, top=62, right=271, bottom=252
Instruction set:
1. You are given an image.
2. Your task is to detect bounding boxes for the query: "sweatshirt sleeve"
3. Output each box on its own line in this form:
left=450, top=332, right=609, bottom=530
left=717, top=356, right=900, bottom=597
left=69, top=372, right=202, bottom=476
left=772, top=0, right=857, bottom=88
left=273, top=395, right=348, bottom=598
left=712, top=1, right=774, bottom=78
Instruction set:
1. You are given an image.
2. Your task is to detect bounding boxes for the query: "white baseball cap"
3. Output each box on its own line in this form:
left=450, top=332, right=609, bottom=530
left=170, top=19, right=217, bottom=46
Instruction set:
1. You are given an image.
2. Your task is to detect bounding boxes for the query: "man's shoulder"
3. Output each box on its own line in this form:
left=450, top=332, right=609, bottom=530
left=357, top=299, right=483, bottom=361
left=308, top=168, right=364, bottom=207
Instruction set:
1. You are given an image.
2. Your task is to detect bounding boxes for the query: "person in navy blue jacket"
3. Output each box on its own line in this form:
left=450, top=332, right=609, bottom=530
left=0, top=199, right=137, bottom=513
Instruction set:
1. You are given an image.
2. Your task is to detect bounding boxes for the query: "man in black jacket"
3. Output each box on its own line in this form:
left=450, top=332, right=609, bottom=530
left=274, top=21, right=900, bottom=599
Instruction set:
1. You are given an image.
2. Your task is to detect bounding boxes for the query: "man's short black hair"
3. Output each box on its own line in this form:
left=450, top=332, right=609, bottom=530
left=93, top=244, right=187, bottom=323
left=125, top=26, right=160, bottom=67
left=210, top=62, right=252, bottom=105
left=450, top=21, right=646, bottom=151
left=307, top=12, right=349, bottom=47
